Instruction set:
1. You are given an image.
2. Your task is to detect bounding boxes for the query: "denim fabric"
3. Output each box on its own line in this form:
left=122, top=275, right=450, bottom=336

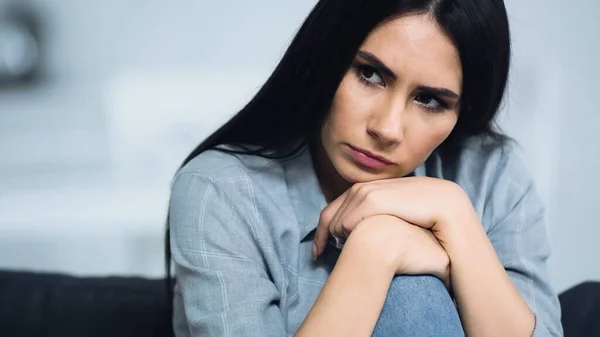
left=169, top=138, right=563, bottom=336
left=372, top=275, right=464, bottom=337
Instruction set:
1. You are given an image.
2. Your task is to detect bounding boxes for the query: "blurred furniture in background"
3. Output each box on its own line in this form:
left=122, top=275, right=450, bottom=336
left=0, top=270, right=173, bottom=337
left=559, top=281, right=600, bottom=336
left=0, top=269, right=598, bottom=337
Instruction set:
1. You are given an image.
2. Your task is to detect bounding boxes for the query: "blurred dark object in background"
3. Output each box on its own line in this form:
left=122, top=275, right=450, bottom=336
left=0, top=0, right=43, bottom=87
left=0, top=270, right=174, bottom=337
left=560, top=281, right=600, bottom=337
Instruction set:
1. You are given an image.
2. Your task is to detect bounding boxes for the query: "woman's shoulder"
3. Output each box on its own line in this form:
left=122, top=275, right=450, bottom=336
left=176, top=146, right=283, bottom=183
left=457, top=135, right=529, bottom=178
left=439, top=136, right=538, bottom=215
left=168, top=149, right=290, bottom=273
left=171, top=147, right=290, bottom=215
left=170, top=146, right=290, bottom=229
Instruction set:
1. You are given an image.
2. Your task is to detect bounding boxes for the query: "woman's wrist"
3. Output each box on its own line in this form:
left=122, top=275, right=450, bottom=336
left=346, top=218, right=402, bottom=275
left=439, top=212, right=486, bottom=258
left=434, top=186, right=482, bottom=250
left=349, top=215, right=453, bottom=281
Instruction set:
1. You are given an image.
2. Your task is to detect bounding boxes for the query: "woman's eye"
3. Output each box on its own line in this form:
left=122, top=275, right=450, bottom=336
left=414, top=94, right=446, bottom=111
left=359, top=66, right=384, bottom=86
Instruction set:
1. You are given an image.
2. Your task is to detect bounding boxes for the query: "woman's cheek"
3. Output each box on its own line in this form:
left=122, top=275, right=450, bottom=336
left=408, top=120, right=450, bottom=157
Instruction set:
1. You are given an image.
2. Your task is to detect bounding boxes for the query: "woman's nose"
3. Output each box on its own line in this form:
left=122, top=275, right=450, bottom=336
left=366, top=104, right=404, bottom=146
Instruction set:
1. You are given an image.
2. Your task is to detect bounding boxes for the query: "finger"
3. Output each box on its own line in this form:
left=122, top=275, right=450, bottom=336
left=317, top=189, right=348, bottom=229
left=334, top=184, right=380, bottom=236
left=320, top=189, right=354, bottom=253
left=330, top=220, right=345, bottom=248
left=313, top=190, right=348, bottom=256
left=341, top=186, right=388, bottom=231
left=329, top=183, right=365, bottom=237
left=334, top=192, right=362, bottom=237
left=328, top=187, right=355, bottom=234
left=332, top=210, right=349, bottom=245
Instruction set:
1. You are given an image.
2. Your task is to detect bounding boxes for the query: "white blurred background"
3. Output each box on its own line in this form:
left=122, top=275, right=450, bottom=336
left=0, top=0, right=598, bottom=294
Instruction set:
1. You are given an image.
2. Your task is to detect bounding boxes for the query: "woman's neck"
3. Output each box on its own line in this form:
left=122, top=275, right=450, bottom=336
left=311, top=142, right=351, bottom=203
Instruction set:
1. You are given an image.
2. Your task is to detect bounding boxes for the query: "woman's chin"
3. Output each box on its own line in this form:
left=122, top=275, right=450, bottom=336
left=335, top=158, right=416, bottom=182
left=335, top=161, right=389, bottom=183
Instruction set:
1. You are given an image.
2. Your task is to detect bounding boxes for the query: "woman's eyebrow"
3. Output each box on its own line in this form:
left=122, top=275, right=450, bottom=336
left=356, top=50, right=397, bottom=80
left=417, top=86, right=460, bottom=99
left=357, top=50, right=460, bottom=99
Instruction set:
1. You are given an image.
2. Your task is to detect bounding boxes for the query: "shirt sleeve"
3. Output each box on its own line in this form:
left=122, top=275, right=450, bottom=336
left=169, top=171, right=286, bottom=337
left=485, top=151, right=563, bottom=337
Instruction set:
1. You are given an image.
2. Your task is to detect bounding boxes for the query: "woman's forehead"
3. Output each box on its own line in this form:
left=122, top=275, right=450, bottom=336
left=360, top=14, right=462, bottom=93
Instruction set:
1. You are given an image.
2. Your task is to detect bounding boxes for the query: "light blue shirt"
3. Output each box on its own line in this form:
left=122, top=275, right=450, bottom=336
left=169, top=138, right=563, bottom=336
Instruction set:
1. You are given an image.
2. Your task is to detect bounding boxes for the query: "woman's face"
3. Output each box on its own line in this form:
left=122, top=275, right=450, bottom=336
left=321, top=14, right=462, bottom=183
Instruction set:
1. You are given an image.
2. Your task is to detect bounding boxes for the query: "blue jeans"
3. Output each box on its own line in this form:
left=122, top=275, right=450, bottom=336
left=372, top=275, right=464, bottom=336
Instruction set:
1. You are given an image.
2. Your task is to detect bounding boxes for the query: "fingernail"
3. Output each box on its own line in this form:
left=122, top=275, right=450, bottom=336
left=312, top=243, right=318, bottom=260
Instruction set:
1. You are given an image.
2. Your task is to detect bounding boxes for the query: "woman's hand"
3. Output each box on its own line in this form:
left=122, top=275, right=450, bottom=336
left=313, top=176, right=474, bottom=256
left=347, top=214, right=450, bottom=288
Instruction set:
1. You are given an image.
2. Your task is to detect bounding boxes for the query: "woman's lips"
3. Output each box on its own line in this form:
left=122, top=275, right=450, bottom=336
left=347, top=145, right=394, bottom=169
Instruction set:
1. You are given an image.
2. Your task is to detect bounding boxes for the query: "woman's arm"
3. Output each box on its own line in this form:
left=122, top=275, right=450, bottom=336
left=297, top=214, right=451, bottom=337
left=296, top=223, right=396, bottom=337
left=438, top=154, right=562, bottom=337
left=311, top=152, right=562, bottom=336
left=441, top=206, right=536, bottom=336
left=170, top=173, right=287, bottom=337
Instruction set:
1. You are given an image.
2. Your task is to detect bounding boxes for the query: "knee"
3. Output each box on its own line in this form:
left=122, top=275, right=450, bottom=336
left=373, top=275, right=463, bottom=336
left=387, top=274, right=452, bottom=309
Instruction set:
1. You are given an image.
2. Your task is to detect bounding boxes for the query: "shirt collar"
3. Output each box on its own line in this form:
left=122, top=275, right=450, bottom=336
left=282, top=149, right=327, bottom=242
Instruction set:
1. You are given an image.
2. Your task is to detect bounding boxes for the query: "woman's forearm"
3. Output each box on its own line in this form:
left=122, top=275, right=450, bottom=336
left=296, top=227, right=396, bottom=337
left=443, top=216, right=535, bottom=337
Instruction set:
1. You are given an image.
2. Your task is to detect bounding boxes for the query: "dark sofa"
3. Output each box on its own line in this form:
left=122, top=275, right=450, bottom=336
left=0, top=269, right=598, bottom=337
left=0, top=270, right=172, bottom=337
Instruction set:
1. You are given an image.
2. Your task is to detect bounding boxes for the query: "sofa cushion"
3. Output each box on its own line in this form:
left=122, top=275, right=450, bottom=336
left=0, top=270, right=173, bottom=337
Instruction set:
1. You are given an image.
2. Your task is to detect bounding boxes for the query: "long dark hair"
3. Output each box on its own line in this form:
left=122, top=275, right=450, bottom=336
left=165, top=0, right=511, bottom=313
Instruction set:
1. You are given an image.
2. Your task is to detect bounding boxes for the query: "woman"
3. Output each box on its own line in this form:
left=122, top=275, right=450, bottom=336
left=167, top=0, right=563, bottom=336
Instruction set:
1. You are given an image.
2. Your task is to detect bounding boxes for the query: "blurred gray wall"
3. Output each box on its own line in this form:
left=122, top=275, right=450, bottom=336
left=0, top=0, right=598, bottom=292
